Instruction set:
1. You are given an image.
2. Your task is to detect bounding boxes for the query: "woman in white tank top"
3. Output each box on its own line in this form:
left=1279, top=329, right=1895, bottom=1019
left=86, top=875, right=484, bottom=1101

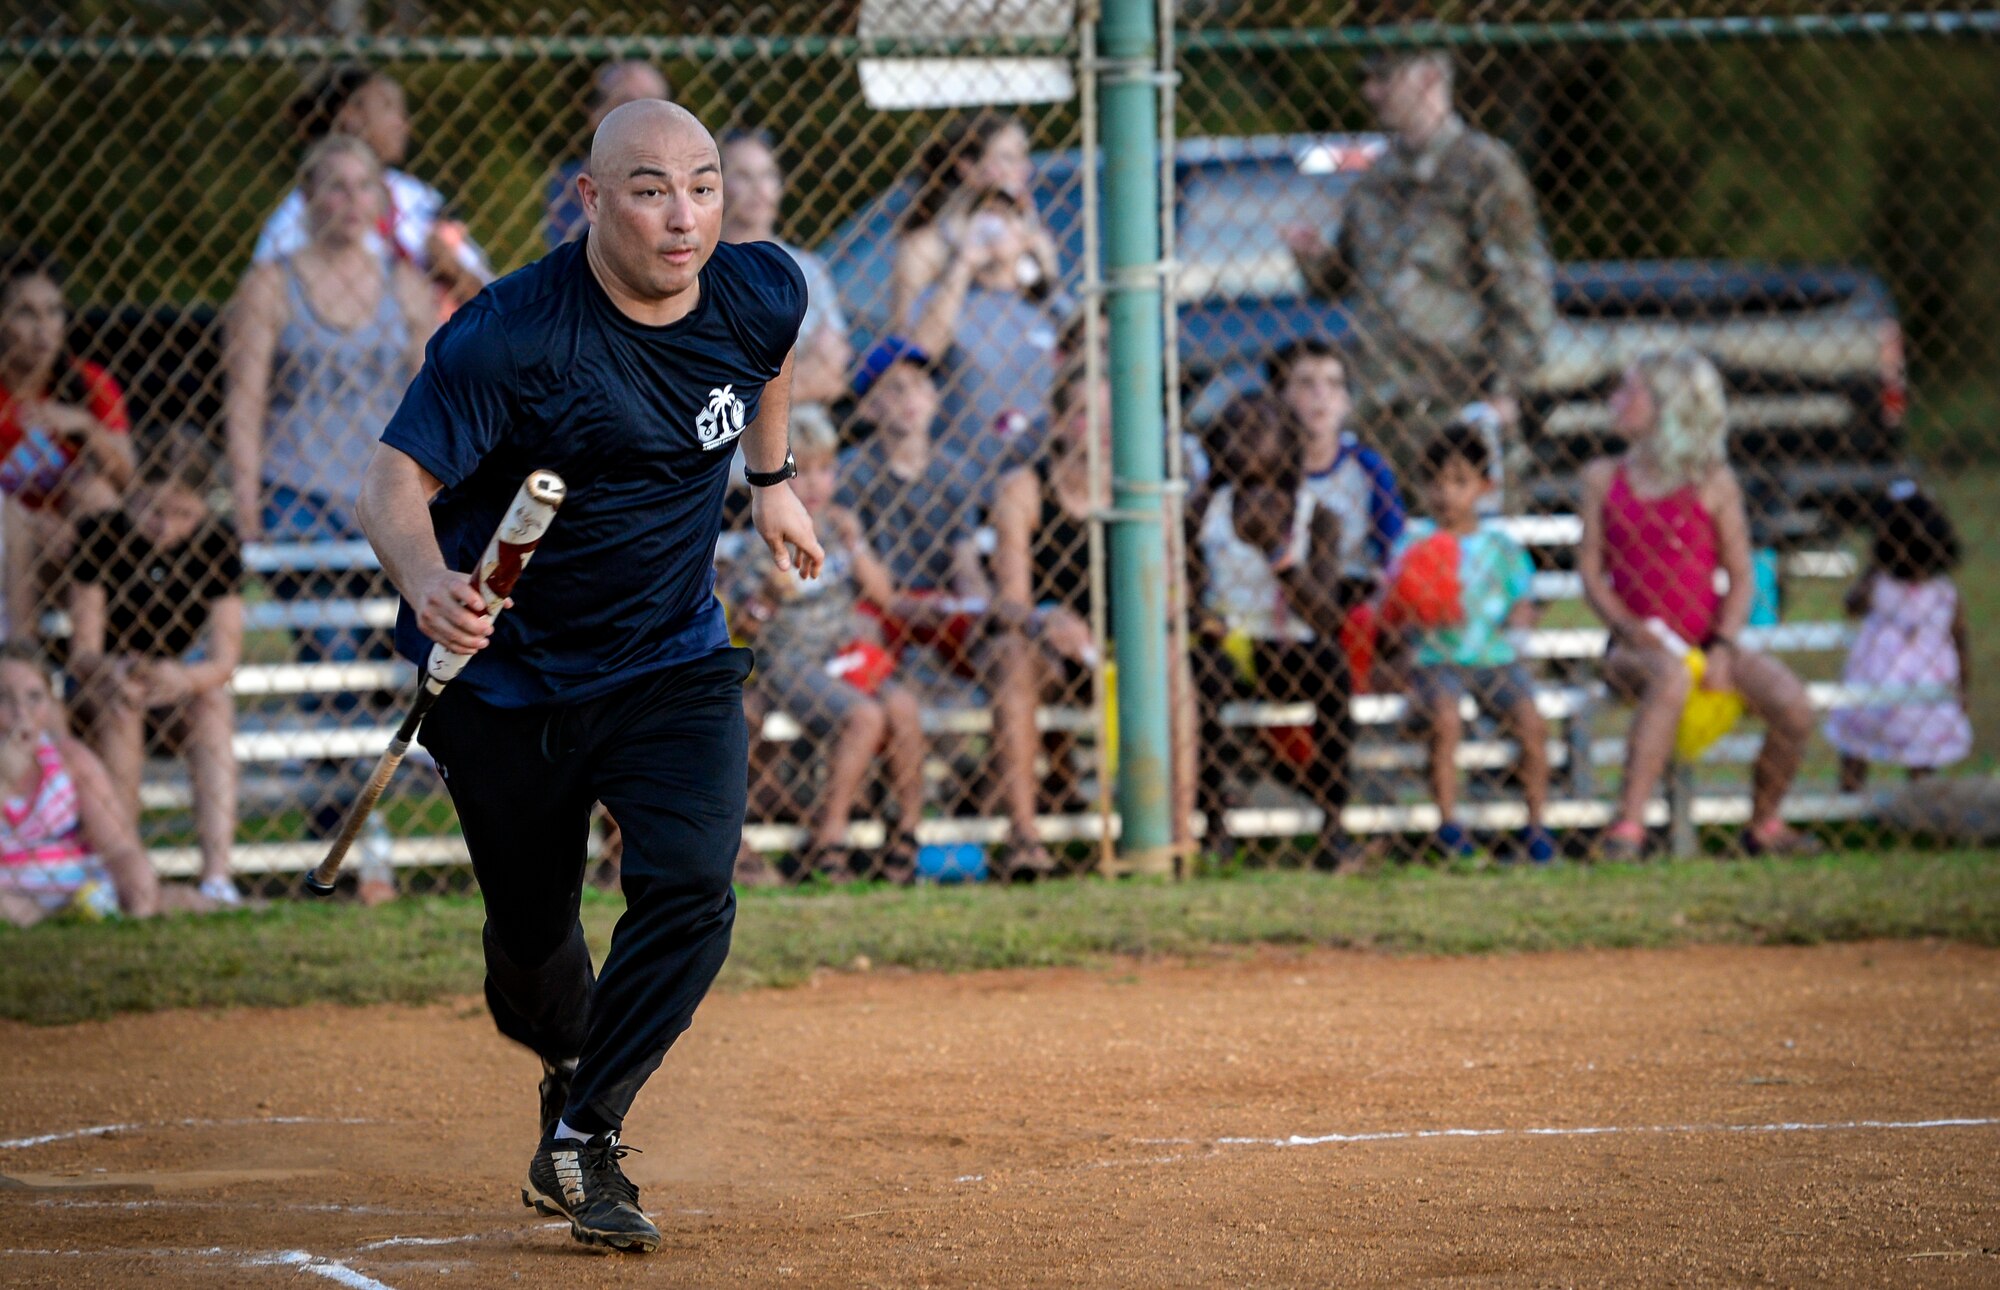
left=226, top=135, right=434, bottom=545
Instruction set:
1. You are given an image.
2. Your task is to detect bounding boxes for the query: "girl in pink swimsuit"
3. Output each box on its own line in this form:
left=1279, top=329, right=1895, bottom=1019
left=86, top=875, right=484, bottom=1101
left=0, top=645, right=166, bottom=926
left=1578, top=350, right=1817, bottom=858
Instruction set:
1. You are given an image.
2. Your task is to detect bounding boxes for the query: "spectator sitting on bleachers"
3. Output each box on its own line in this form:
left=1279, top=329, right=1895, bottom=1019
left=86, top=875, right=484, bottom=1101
left=0, top=643, right=198, bottom=926
left=891, top=111, right=1059, bottom=333
left=1826, top=480, right=1972, bottom=792
left=68, top=445, right=244, bottom=906
left=1387, top=423, right=1553, bottom=864
left=1188, top=396, right=1357, bottom=870
left=1579, top=349, right=1817, bottom=859
left=721, top=128, right=853, bottom=409
left=726, top=410, right=936, bottom=884
left=1279, top=341, right=1404, bottom=563
left=906, top=182, right=1062, bottom=474
left=0, top=245, right=135, bottom=636
left=984, top=370, right=1122, bottom=882
left=835, top=340, right=990, bottom=657
left=1273, top=337, right=1405, bottom=687
left=254, top=64, right=491, bottom=313
left=227, top=134, right=434, bottom=672
left=545, top=60, right=672, bottom=248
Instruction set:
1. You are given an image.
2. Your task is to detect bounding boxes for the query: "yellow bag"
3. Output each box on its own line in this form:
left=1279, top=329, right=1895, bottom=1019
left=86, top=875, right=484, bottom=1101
left=1222, top=627, right=1258, bottom=685
left=1676, top=649, right=1745, bottom=761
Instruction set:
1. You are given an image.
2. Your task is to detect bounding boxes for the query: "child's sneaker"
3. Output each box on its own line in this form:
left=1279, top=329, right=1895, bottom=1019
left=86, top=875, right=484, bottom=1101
left=63, top=879, right=116, bottom=921
left=1432, top=820, right=1480, bottom=860
left=1518, top=825, right=1557, bottom=865
left=199, top=876, right=243, bottom=907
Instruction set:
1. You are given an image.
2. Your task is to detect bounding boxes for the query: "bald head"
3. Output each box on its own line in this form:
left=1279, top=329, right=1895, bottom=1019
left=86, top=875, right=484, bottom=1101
left=577, top=100, right=725, bottom=318
left=589, top=100, right=715, bottom=181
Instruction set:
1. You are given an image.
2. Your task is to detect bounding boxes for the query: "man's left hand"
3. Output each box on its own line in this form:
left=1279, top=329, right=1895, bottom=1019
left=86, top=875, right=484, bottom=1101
left=751, top=484, right=825, bottom=580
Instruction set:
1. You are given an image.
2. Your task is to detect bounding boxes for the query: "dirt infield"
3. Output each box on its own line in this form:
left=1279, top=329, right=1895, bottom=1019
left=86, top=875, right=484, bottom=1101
left=3, top=941, right=1997, bottom=1287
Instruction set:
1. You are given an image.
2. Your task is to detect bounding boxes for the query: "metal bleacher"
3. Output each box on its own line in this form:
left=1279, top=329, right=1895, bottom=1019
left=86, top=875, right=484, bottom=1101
left=133, top=513, right=1913, bottom=876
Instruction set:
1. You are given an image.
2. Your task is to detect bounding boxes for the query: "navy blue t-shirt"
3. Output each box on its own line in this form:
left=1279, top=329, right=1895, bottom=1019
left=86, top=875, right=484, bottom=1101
left=381, top=237, right=806, bottom=707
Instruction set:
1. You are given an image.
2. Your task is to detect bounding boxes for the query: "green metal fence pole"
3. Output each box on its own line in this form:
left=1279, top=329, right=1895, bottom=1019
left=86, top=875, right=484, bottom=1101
left=1098, top=0, right=1175, bottom=875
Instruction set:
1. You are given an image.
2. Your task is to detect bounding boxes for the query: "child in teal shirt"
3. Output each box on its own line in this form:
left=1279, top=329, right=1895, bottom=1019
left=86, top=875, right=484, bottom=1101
left=1387, top=424, right=1555, bottom=863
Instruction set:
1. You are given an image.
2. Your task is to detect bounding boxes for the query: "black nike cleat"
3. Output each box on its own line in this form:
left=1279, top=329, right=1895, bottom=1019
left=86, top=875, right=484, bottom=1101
left=538, top=1057, right=577, bottom=1142
left=523, top=1131, right=661, bottom=1253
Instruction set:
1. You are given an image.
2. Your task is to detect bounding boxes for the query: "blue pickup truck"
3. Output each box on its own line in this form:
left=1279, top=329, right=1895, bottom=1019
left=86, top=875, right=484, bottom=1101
left=825, top=133, right=1908, bottom=530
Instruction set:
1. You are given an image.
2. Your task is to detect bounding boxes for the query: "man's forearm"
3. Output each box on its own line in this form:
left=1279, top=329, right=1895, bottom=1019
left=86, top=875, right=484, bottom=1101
left=742, top=414, right=790, bottom=476
left=358, top=457, right=450, bottom=604
left=742, top=354, right=796, bottom=475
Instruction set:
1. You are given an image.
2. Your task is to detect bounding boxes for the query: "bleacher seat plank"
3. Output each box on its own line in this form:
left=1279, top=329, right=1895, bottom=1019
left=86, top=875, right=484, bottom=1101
left=150, top=835, right=469, bottom=878
left=228, top=684, right=1946, bottom=766
left=219, top=621, right=1858, bottom=700
left=231, top=661, right=412, bottom=695
left=151, top=785, right=1886, bottom=875
left=245, top=599, right=399, bottom=632
left=244, top=539, right=380, bottom=574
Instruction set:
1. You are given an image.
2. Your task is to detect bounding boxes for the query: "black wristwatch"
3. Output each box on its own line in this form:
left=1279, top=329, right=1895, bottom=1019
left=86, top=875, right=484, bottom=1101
left=744, top=450, right=797, bottom=488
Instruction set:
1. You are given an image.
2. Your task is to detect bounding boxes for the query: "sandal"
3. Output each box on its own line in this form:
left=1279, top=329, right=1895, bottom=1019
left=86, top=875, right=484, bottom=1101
left=1595, top=819, right=1647, bottom=862
left=797, top=842, right=854, bottom=882
left=733, top=845, right=783, bottom=889
left=874, top=830, right=921, bottom=886
left=1740, top=821, right=1825, bottom=858
left=993, top=834, right=1057, bottom=884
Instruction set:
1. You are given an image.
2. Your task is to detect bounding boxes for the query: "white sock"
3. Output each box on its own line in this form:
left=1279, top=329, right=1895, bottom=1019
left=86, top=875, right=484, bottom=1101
left=555, top=1118, right=592, bottom=1142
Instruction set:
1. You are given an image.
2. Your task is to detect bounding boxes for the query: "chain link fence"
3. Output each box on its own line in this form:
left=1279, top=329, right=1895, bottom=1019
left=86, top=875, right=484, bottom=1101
left=1173, top=8, right=1999, bottom=869
left=1, top=4, right=1994, bottom=912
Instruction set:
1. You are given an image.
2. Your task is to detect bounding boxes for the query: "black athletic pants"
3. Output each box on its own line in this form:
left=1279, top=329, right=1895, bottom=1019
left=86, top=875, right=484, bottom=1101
left=419, top=647, right=754, bottom=1136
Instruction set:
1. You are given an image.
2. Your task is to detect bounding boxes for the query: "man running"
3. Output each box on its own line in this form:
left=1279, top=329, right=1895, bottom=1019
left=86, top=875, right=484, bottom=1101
left=356, top=100, right=821, bottom=1253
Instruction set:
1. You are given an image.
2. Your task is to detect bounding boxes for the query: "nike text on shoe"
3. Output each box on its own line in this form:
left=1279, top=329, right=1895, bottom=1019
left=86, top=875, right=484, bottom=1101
left=538, top=1057, right=577, bottom=1142
left=523, top=1130, right=661, bottom=1253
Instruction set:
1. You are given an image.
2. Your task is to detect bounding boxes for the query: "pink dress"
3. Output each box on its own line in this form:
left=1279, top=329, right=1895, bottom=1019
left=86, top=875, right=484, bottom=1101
left=1824, top=577, right=1972, bottom=767
left=1601, top=466, right=1720, bottom=644
left=0, top=733, right=115, bottom=914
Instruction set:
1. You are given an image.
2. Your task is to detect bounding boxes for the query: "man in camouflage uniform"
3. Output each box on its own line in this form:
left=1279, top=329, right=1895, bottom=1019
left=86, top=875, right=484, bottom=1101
left=1283, top=49, right=1554, bottom=490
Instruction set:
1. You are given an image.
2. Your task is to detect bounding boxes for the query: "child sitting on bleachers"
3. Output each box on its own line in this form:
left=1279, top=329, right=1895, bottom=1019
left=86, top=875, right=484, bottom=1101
left=1578, top=349, right=1817, bottom=859
left=0, top=643, right=191, bottom=925
left=1188, top=396, right=1355, bottom=870
left=1826, top=480, right=1971, bottom=790
left=726, top=411, right=943, bottom=883
left=67, top=445, right=244, bottom=905
left=1386, top=424, right=1554, bottom=863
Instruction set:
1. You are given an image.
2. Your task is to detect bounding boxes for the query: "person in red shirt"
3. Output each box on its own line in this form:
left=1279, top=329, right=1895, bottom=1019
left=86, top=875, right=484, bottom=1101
left=0, top=246, right=135, bottom=633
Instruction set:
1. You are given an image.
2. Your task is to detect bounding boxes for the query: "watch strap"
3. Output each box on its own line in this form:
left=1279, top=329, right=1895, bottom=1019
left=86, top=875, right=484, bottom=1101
left=744, top=450, right=797, bottom=488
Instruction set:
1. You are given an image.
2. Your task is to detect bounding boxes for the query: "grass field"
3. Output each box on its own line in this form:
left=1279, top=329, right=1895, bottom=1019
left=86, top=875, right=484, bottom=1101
left=3, top=849, right=1995, bottom=1026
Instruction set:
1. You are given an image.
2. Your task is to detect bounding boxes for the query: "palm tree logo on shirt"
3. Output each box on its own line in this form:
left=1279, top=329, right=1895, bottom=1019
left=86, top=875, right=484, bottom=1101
left=695, top=384, right=747, bottom=449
